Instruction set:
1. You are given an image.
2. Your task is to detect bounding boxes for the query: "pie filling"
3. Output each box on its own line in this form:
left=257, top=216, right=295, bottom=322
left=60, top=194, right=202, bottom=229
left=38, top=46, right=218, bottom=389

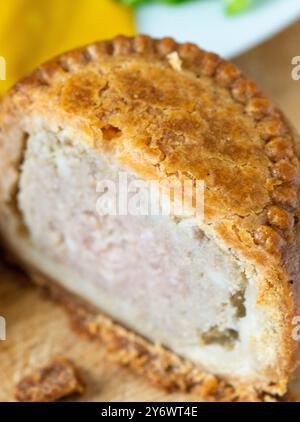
left=13, top=130, right=269, bottom=380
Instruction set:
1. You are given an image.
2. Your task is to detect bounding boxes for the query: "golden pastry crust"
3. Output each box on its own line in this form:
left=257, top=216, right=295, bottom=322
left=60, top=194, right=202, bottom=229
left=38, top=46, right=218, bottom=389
left=14, top=356, right=85, bottom=402
left=2, top=35, right=299, bottom=233
left=0, top=35, right=299, bottom=397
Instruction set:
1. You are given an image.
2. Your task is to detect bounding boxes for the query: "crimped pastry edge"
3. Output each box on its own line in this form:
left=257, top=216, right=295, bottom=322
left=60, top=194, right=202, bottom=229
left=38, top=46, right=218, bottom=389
left=0, top=35, right=299, bottom=397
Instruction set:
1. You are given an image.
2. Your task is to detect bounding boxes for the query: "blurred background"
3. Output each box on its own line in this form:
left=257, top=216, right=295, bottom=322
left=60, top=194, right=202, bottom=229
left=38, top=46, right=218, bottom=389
left=1, top=0, right=300, bottom=95
left=0, top=0, right=135, bottom=95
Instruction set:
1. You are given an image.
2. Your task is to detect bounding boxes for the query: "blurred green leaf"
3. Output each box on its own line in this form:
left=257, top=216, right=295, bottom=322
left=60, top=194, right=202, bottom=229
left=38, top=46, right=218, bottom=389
left=115, top=0, right=255, bottom=14
left=115, top=0, right=187, bottom=5
left=224, top=0, right=252, bottom=14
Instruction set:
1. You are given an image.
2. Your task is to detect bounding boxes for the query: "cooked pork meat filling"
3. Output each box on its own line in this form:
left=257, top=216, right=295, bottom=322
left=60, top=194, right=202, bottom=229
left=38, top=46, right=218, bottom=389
left=15, top=130, right=268, bottom=381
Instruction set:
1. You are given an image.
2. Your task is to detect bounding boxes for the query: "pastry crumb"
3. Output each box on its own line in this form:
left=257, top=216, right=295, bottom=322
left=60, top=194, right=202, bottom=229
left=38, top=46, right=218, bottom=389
left=14, top=357, right=85, bottom=402
left=167, top=51, right=182, bottom=71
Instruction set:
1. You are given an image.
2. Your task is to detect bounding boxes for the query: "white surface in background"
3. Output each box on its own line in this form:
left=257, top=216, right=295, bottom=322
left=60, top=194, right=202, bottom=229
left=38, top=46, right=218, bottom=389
left=137, top=0, right=300, bottom=58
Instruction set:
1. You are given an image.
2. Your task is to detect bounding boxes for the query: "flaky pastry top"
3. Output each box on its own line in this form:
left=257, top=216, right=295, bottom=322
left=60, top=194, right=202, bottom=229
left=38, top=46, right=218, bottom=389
left=1, top=35, right=300, bottom=261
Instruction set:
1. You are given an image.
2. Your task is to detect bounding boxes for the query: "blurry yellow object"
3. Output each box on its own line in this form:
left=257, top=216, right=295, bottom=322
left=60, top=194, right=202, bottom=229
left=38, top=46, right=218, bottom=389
left=0, top=0, right=135, bottom=95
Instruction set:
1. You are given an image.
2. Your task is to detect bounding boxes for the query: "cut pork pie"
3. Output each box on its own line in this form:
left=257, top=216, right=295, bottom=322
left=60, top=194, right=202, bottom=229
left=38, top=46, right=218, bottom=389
left=0, top=35, right=300, bottom=401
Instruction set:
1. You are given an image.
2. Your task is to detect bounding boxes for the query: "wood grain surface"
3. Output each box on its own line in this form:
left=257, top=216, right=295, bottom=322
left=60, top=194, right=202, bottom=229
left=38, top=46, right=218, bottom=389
left=1, top=20, right=300, bottom=402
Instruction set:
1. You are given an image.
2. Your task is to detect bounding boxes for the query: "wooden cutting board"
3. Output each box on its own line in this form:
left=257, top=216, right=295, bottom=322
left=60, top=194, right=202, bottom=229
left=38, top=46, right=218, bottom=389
left=1, top=19, right=300, bottom=402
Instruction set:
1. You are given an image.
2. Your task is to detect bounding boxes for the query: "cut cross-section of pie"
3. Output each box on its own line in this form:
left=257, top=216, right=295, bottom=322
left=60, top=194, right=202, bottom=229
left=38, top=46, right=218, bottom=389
left=0, top=35, right=299, bottom=401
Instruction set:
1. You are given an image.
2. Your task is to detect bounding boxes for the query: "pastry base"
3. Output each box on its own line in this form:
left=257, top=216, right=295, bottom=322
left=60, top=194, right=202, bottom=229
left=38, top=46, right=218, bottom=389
left=27, top=269, right=272, bottom=402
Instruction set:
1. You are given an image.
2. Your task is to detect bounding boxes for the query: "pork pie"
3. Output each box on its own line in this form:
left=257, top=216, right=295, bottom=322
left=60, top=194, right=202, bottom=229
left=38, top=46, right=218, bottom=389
left=0, top=35, right=300, bottom=401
